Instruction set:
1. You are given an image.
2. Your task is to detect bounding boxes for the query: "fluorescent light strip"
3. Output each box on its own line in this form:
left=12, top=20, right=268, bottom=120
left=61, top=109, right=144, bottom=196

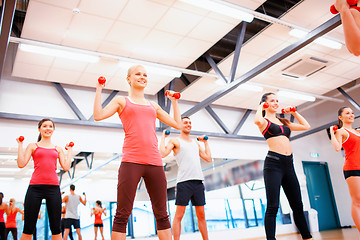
left=277, top=90, right=316, bottom=102
left=289, top=29, right=342, bottom=50
left=19, top=43, right=100, bottom=63
left=180, top=0, right=254, bottom=23
left=118, top=61, right=182, bottom=78
left=0, top=154, right=17, bottom=159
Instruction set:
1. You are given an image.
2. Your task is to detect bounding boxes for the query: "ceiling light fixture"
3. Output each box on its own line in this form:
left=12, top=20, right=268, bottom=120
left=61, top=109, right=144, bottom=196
left=118, top=61, right=182, bottom=78
left=179, top=0, right=254, bottom=23
left=277, top=90, right=316, bottom=102
left=289, top=29, right=342, bottom=50
left=19, top=43, right=100, bottom=63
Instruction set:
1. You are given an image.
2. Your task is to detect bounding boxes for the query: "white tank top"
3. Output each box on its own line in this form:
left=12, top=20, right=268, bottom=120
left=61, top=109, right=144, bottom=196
left=65, top=194, right=80, bottom=219
left=175, top=138, right=204, bottom=183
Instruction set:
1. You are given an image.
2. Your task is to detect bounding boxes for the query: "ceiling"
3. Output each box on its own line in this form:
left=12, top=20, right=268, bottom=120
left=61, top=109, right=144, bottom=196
left=1, top=0, right=360, bottom=190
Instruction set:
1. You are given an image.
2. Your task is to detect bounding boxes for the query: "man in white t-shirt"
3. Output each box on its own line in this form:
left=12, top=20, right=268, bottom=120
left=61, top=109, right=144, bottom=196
left=160, top=117, right=211, bottom=240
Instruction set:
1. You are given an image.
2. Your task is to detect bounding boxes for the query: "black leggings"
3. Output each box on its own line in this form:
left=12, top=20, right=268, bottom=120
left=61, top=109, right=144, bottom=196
left=263, top=151, right=312, bottom=240
left=5, top=228, right=17, bottom=239
left=23, top=185, right=62, bottom=235
left=0, top=222, right=5, bottom=240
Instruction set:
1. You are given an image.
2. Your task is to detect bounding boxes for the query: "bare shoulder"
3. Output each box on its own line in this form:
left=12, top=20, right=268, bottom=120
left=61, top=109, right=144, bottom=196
left=149, top=100, right=161, bottom=110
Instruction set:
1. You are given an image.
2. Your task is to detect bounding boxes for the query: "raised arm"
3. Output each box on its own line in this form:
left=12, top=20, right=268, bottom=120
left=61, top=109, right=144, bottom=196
left=197, top=138, right=212, bottom=162
left=286, top=109, right=311, bottom=131
left=254, top=103, right=267, bottom=129
left=152, top=96, right=182, bottom=130
left=80, top=194, right=87, bottom=206
left=93, top=82, right=124, bottom=121
left=330, top=127, right=345, bottom=152
left=17, top=140, right=35, bottom=168
left=335, top=0, right=360, bottom=56
left=57, top=145, right=72, bottom=172
left=159, top=130, right=176, bottom=158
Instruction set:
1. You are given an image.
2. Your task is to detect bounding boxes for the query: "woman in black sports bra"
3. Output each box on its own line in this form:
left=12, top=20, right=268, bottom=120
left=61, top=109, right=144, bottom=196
left=254, top=92, right=312, bottom=240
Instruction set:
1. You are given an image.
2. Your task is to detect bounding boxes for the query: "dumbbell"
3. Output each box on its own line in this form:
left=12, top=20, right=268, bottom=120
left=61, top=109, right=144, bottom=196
left=18, top=136, right=25, bottom=142
left=197, top=135, right=209, bottom=141
left=263, top=102, right=269, bottom=109
left=83, top=192, right=86, bottom=195
left=98, top=76, right=106, bottom=85
left=330, top=0, right=358, bottom=14
left=165, top=129, right=170, bottom=135
left=281, top=107, right=296, bottom=114
left=65, top=142, right=74, bottom=150
left=165, top=90, right=181, bottom=99
left=333, top=125, right=338, bottom=132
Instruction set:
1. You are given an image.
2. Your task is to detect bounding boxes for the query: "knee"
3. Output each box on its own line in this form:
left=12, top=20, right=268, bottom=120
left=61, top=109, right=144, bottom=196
left=266, top=206, right=279, bottom=215
left=195, top=210, right=206, bottom=220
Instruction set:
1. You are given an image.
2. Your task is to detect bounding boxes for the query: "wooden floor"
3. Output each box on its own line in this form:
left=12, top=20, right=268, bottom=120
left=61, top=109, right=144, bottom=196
left=243, top=228, right=358, bottom=240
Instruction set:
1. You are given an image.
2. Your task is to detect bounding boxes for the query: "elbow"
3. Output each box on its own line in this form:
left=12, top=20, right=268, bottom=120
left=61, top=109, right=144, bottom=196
left=93, top=116, right=102, bottom=121
left=304, top=124, right=311, bottom=130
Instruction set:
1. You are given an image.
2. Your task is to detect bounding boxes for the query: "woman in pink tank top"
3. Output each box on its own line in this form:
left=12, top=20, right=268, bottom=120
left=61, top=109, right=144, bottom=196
left=17, top=119, right=72, bottom=240
left=0, top=192, right=8, bottom=240
left=94, top=65, right=182, bottom=240
left=330, top=107, right=360, bottom=232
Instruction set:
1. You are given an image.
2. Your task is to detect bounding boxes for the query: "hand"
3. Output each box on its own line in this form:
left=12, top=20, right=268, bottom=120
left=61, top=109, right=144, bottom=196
left=262, top=102, right=269, bottom=109
left=197, top=135, right=208, bottom=142
left=16, top=136, right=24, bottom=144
left=330, top=125, right=338, bottom=134
left=165, top=90, right=180, bottom=101
left=335, top=0, right=350, bottom=12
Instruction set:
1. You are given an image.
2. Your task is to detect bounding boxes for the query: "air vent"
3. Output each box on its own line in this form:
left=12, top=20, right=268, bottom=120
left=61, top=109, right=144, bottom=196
left=281, top=55, right=332, bottom=78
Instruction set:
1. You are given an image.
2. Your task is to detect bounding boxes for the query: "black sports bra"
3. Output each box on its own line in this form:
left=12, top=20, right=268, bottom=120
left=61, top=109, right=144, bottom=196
left=262, top=118, right=291, bottom=140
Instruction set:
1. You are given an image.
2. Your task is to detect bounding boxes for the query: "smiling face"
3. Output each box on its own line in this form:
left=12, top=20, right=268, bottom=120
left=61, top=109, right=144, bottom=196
left=264, top=93, right=279, bottom=113
left=38, top=120, right=55, bottom=139
left=181, top=117, right=192, bottom=134
left=127, top=65, right=148, bottom=89
left=339, top=107, right=354, bottom=124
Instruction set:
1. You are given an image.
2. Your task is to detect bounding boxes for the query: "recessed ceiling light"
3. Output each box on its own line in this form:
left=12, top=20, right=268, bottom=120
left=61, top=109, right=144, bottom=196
left=72, top=8, right=80, bottom=14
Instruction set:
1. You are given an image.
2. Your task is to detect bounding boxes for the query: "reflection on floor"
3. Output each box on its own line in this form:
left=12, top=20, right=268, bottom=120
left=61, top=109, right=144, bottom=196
left=243, top=228, right=358, bottom=240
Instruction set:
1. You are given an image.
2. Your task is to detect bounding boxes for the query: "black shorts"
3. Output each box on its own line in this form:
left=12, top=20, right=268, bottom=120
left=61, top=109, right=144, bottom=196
left=94, top=223, right=103, bottom=227
left=175, top=180, right=205, bottom=206
left=64, top=218, right=80, bottom=229
left=344, top=170, right=360, bottom=179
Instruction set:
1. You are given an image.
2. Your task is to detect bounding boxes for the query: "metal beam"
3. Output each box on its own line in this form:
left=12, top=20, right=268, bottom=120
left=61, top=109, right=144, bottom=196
left=0, top=112, right=264, bottom=141
left=52, top=82, right=86, bottom=120
left=337, top=87, right=360, bottom=112
left=205, top=106, right=231, bottom=134
left=0, top=0, right=16, bottom=78
left=205, top=53, right=227, bottom=83
left=233, top=109, right=252, bottom=135
left=88, top=90, right=119, bottom=121
left=181, top=15, right=342, bottom=117
left=230, top=22, right=247, bottom=83
left=291, top=113, right=360, bottom=141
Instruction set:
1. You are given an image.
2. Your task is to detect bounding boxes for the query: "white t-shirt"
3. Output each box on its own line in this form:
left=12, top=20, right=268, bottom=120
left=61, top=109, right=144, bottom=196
left=175, top=138, right=204, bottom=183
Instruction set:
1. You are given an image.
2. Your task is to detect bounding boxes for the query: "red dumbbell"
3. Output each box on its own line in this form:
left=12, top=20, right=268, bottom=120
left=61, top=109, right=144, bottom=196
left=98, top=76, right=106, bottom=85
left=281, top=107, right=297, bottom=114
left=331, top=0, right=358, bottom=14
left=65, top=142, right=74, bottom=150
left=263, top=102, right=269, bottom=109
left=333, top=125, right=338, bottom=132
left=18, top=136, right=25, bottom=142
left=165, top=90, right=181, bottom=99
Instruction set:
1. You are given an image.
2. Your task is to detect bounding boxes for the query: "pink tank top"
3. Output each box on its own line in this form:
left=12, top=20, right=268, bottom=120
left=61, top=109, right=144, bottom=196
left=30, top=144, right=59, bottom=185
left=119, top=97, right=162, bottom=166
left=5, top=208, right=18, bottom=228
left=0, top=208, right=4, bottom=222
left=342, top=128, right=360, bottom=171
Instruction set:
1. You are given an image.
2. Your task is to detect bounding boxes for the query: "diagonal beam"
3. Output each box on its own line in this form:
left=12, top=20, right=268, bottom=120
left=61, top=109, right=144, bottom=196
left=205, top=53, right=228, bottom=83
left=0, top=0, right=16, bottom=79
left=230, top=22, right=247, bottom=83
left=205, top=106, right=231, bottom=134
left=88, top=90, right=119, bottom=121
left=52, top=82, right=86, bottom=120
left=337, top=87, right=360, bottom=112
left=181, top=15, right=341, bottom=117
left=233, top=109, right=252, bottom=135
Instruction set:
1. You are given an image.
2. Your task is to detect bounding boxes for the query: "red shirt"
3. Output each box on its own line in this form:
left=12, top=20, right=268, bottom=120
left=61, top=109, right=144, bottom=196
left=5, top=208, right=19, bottom=228
left=342, top=128, right=360, bottom=171
left=119, top=98, right=162, bottom=166
left=30, top=144, right=59, bottom=185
